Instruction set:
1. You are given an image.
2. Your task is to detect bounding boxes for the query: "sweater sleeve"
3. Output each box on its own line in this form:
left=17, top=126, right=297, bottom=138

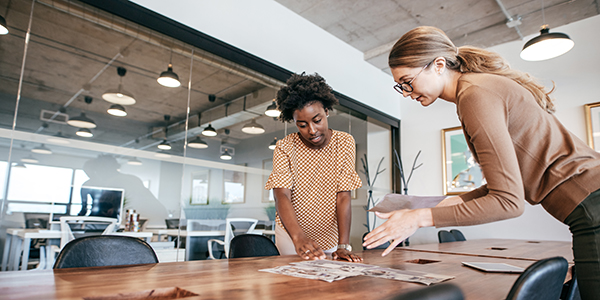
left=432, top=85, right=525, bottom=227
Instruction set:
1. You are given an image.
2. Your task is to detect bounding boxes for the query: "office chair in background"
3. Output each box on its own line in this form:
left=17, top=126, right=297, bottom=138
left=389, top=283, right=464, bottom=300
left=505, top=256, right=568, bottom=300
left=53, top=235, right=158, bottom=269
left=228, top=234, right=280, bottom=258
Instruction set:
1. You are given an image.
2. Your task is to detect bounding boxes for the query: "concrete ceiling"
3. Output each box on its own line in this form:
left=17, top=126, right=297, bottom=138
left=275, top=0, right=599, bottom=74
left=0, top=0, right=288, bottom=157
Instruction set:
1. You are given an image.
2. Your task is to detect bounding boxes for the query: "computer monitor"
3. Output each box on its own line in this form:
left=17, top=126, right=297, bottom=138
left=77, top=186, right=125, bottom=225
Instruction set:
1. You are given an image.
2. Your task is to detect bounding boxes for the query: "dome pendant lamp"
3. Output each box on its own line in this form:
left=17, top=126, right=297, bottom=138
left=107, top=104, right=127, bottom=117
left=157, top=48, right=180, bottom=87
left=520, top=25, right=574, bottom=61
left=220, top=149, right=232, bottom=160
left=242, top=118, right=265, bottom=134
left=268, top=137, right=277, bottom=150
left=102, top=67, right=136, bottom=105
left=32, top=144, right=52, bottom=155
left=157, top=63, right=180, bottom=88
left=67, top=96, right=96, bottom=128
left=265, top=101, right=280, bottom=117
left=202, top=123, right=217, bottom=137
left=188, top=136, right=208, bottom=149
left=0, top=14, right=8, bottom=35
left=520, top=0, right=574, bottom=61
left=76, top=128, right=93, bottom=138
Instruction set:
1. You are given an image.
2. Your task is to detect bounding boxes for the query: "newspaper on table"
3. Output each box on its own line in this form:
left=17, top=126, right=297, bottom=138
left=260, top=260, right=454, bottom=284
left=368, top=194, right=447, bottom=213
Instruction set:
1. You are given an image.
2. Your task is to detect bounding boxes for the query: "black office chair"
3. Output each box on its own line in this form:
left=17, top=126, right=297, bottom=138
left=450, top=229, right=466, bottom=241
left=438, top=230, right=457, bottom=243
left=505, top=256, right=568, bottom=300
left=389, top=283, right=464, bottom=300
left=53, top=235, right=158, bottom=269
left=561, top=266, right=581, bottom=300
left=228, top=234, right=280, bottom=258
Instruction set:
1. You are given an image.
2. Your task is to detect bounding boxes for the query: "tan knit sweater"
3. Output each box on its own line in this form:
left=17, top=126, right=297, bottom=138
left=432, top=73, right=600, bottom=227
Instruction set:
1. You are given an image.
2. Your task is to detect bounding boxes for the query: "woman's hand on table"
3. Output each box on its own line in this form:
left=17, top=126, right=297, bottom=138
left=293, top=236, right=326, bottom=260
left=362, top=208, right=433, bottom=256
left=332, top=249, right=363, bottom=262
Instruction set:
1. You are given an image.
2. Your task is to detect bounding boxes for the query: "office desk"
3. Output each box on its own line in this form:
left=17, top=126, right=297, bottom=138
left=399, top=238, right=573, bottom=262
left=2, top=229, right=153, bottom=271
left=0, top=249, right=538, bottom=300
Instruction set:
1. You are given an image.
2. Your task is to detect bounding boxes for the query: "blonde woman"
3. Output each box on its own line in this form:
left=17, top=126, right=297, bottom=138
left=363, top=26, right=600, bottom=299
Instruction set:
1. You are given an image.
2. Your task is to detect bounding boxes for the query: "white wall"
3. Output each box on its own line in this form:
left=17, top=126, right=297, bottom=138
left=402, top=15, right=600, bottom=244
left=132, top=0, right=400, bottom=120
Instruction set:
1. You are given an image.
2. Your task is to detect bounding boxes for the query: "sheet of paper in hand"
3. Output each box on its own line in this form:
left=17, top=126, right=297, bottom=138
left=368, top=194, right=447, bottom=213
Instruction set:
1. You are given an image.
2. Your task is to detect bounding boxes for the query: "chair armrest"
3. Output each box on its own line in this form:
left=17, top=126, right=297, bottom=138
left=207, top=239, right=225, bottom=260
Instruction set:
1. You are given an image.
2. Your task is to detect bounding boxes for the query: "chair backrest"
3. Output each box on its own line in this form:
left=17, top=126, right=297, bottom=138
left=59, top=216, right=117, bottom=249
left=224, top=218, right=258, bottom=256
left=450, top=229, right=466, bottom=241
left=390, top=283, right=464, bottom=300
left=228, top=234, right=280, bottom=258
left=438, top=230, right=457, bottom=243
left=24, top=213, right=50, bottom=229
left=165, top=218, right=180, bottom=229
left=505, top=256, right=568, bottom=300
left=53, top=235, right=158, bottom=269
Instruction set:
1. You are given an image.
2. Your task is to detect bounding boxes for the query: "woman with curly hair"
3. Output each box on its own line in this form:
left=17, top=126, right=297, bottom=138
left=265, top=72, right=363, bottom=262
left=363, top=26, right=600, bottom=298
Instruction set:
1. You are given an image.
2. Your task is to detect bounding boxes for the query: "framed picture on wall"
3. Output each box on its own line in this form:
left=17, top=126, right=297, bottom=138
left=223, top=164, right=246, bottom=204
left=190, top=169, right=209, bottom=205
left=262, top=159, right=275, bottom=203
left=441, top=126, right=485, bottom=195
left=584, top=102, right=600, bottom=151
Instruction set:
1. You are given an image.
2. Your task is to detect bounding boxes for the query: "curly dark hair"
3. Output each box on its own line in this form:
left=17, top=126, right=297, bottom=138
left=275, top=72, right=339, bottom=123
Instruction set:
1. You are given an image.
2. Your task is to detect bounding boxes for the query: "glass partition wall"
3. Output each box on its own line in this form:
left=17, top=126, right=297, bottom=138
left=0, top=0, right=398, bottom=269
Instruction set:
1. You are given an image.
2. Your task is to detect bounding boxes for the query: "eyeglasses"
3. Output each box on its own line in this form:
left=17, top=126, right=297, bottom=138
left=393, top=61, right=432, bottom=94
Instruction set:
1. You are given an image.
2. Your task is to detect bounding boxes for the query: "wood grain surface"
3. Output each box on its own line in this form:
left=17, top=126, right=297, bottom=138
left=0, top=244, right=549, bottom=300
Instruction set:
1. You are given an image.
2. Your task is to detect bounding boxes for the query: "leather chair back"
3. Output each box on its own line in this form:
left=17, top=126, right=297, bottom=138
left=506, top=256, right=568, bottom=300
left=53, top=235, right=158, bottom=269
left=228, top=234, right=280, bottom=258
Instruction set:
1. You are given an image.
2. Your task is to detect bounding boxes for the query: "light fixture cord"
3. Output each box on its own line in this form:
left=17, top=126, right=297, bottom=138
left=3, top=0, right=35, bottom=217
left=542, top=0, right=546, bottom=26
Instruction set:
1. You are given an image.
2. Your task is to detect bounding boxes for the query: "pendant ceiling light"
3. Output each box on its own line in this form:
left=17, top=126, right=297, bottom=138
left=188, top=136, right=208, bottom=149
left=268, top=137, right=277, bottom=150
left=202, top=123, right=218, bottom=137
left=107, top=104, right=127, bottom=117
left=67, top=96, right=96, bottom=128
left=157, top=64, right=180, bottom=88
left=220, top=149, right=232, bottom=160
left=157, top=139, right=172, bottom=150
left=520, top=1, right=574, bottom=61
left=76, top=128, right=93, bottom=138
left=242, top=118, right=265, bottom=134
left=127, top=157, right=143, bottom=166
left=265, top=101, right=280, bottom=117
left=21, top=155, right=38, bottom=163
left=102, top=67, right=136, bottom=105
left=67, top=112, right=96, bottom=128
left=0, top=14, right=8, bottom=35
left=12, top=162, right=26, bottom=168
left=32, top=144, right=52, bottom=155
left=157, top=47, right=180, bottom=87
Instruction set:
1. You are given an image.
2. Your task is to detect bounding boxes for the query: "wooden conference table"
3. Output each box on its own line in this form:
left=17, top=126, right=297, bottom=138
left=0, top=239, right=571, bottom=300
left=400, top=238, right=574, bottom=262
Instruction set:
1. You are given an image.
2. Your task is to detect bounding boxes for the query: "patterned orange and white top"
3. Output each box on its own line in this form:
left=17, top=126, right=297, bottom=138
left=264, top=130, right=362, bottom=250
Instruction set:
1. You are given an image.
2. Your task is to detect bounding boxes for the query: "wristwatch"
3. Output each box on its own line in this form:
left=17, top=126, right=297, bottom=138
left=337, top=244, right=352, bottom=252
